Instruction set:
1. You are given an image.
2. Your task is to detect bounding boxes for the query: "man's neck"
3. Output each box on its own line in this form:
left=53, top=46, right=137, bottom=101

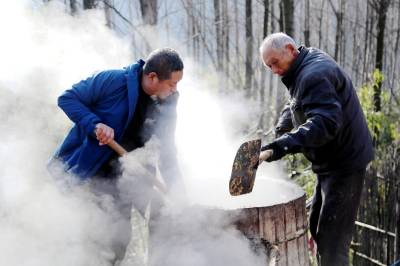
left=141, top=72, right=153, bottom=96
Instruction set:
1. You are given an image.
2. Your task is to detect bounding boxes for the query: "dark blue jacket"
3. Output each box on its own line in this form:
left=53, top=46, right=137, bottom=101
left=53, top=60, right=145, bottom=178
left=274, top=47, right=374, bottom=174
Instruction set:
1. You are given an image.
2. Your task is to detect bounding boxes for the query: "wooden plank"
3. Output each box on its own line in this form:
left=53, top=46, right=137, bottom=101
left=285, top=201, right=299, bottom=265
left=260, top=207, right=276, bottom=243
left=274, top=205, right=286, bottom=243
left=295, top=195, right=309, bottom=266
left=277, top=242, right=288, bottom=266
left=285, top=201, right=297, bottom=239
left=297, top=234, right=307, bottom=266
left=287, top=239, right=299, bottom=265
left=236, top=208, right=259, bottom=238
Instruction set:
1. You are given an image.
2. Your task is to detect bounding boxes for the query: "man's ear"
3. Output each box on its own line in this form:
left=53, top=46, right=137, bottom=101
left=286, top=43, right=298, bottom=56
left=148, top=72, right=158, bottom=81
left=285, top=43, right=295, bottom=52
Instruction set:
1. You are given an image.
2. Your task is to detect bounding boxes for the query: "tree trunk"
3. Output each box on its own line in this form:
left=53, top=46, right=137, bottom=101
left=139, top=0, right=158, bottom=26
left=83, top=0, right=96, bottom=9
left=222, top=0, right=230, bottom=84
left=70, top=0, right=77, bottom=15
left=234, top=0, right=240, bottom=56
left=362, top=1, right=372, bottom=84
left=245, top=0, right=253, bottom=96
left=201, top=0, right=206, bottom=65
left=104, top=0, right=113, bottom=29
left=318, top=0, right=326, bottom=49
left=263, top=0, right=270, bottom=38
left=352, top=0, right=359, bottom=85
left=279, top=1, right=284, bottom=33
left=304, top=0, right=311, bottom=46
left=185, top=0, right=199, bottom=61
left=259, top=0, right=270, bottom=129
left=339, top=0, right=345, bottom=67
left=233, top=0, right=242, bottom=89
left=214, top=0, right=223, bottom=73
left=390, top=0, right=400, bottom=105
left=396, top=186, right=400, bottom=260
left=281, top=0, right=294, bottom=36
left=372, top=0, right=391, bottom=112
left=268, top=0, right=276, bottom=127
left=276, top=0, right=292, bottom=121
left=328, top=0, right=343, bottom=62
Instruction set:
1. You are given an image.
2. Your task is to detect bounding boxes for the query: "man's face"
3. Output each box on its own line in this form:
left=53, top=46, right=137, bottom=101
left=147, top=70, right=183, bottom=99
left=262, top=44, right=297, bottom=76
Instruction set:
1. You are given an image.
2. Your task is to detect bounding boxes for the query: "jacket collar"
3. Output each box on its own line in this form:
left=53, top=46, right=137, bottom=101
left=281, top=46, right=308, bottom=89
left=125, top=59, right=145, bottom=128
left=125, top=59, right=145, bottom=74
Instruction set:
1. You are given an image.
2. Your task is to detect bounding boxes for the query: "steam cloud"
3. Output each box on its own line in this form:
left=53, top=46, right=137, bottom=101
left=0, top=2, right=298, bottom=266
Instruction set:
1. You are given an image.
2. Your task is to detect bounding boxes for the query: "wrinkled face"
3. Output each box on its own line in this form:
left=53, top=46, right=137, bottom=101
left=261, top=44, right=298, bottom=76
left=146, top=70, right=183, bottom=99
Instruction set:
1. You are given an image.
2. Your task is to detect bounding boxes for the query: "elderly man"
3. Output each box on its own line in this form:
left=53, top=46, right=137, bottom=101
left=50, top=48, right=184, bottom=263
left=259, top=33, right=373, bottom=265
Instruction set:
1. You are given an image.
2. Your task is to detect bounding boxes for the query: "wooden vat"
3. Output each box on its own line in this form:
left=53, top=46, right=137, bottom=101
left=186, top=174, right=309, bottom=266
left=235, top=194, right=309, bottom=266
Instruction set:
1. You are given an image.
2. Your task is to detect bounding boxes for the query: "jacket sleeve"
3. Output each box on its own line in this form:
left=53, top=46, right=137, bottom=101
left=275, top=102, right=293, bottom=138
left=274, top=75, right=343, bottom=154
left=57, top=71, right=112, bottom=137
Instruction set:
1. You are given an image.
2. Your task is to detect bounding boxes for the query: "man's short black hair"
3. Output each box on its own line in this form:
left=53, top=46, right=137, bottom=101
left=143, top=48, right=184, bottom=81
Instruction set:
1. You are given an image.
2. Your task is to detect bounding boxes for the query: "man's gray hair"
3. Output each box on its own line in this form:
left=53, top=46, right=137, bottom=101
left=259, top=32, right=297, bottom=54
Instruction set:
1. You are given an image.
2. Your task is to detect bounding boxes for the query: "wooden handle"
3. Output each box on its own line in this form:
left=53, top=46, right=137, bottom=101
left=108, top=140, right=127, bottom=156
left=259, top=149, right=273, bottom=164
left=107, top=140, right=168, bottom=194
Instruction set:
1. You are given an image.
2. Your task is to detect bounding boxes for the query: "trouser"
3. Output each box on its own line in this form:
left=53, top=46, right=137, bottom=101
left=309, top=168, right=366, bottom=266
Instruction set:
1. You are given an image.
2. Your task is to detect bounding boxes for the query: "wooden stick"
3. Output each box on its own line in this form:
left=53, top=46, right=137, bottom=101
left=108, top=140, right=127, bottom=156
left=108, top=140, right=168, bottom=194
left=351, top=250, right=386, bottom=266
left=355, top=221, right=396, bottom=238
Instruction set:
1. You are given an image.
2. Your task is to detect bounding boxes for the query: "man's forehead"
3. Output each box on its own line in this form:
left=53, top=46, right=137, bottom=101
left=169, top=70, right=183, bottom=81
left=263, top=47, right=280, bottom=61
left=263, top=44, right=280, bottom=55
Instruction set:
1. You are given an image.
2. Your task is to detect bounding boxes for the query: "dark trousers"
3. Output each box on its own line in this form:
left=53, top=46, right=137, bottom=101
left=309, top=168, right=365, bottom=266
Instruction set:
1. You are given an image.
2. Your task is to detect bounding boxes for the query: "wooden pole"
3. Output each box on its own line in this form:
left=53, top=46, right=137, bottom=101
left=395, top=185, right=400, bottom=260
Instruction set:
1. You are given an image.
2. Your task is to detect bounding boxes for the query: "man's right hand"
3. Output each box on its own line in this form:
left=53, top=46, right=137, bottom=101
left=94, top=123, right=114, bottom=146
left=261, top=142, right=286, bottom=162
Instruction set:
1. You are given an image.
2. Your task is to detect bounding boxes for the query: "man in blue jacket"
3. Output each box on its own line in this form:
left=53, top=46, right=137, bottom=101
left=51, top=48, right=183, bottom=261
left=259, top=33, right=373, bottom=265
left=53, top=48, right=183, bottom=182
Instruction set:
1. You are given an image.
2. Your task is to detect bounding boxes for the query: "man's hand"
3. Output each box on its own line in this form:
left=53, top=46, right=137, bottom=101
left=260, top=142, right=286, bottom=162
left=94, top=123, right=114, bottom=146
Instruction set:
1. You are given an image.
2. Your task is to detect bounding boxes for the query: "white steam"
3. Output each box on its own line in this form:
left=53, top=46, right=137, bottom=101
left=0, top=2, right=133, bottom=266
left=0, top=2, right=302, bottom=266
left=176, top=63, right=303, bottom=209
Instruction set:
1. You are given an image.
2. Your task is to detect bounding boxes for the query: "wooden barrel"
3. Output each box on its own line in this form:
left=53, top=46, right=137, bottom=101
left=186, top=174, right=309, bottom=266
left=234, top=194, right=309, bottom=266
